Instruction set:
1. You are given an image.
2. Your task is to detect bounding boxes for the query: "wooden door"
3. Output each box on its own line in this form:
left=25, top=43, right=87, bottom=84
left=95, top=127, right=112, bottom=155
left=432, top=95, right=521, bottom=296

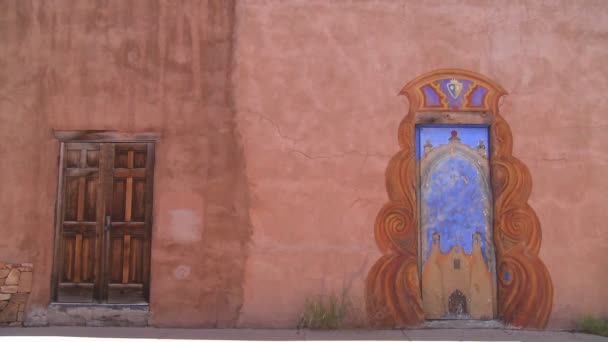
left=53, top=142, right=155, bottom=304
left=103, top=143, right=154, bottom=303
left=54, top=143, right=104, bottom=302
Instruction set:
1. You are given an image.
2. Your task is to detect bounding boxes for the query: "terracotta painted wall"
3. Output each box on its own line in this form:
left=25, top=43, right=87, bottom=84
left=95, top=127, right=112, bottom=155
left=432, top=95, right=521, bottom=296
left=0, top=0, right=607, bottom=330
left=0, top=0, right=251, bottom=327
left=234, top=0, right=608, bottom=329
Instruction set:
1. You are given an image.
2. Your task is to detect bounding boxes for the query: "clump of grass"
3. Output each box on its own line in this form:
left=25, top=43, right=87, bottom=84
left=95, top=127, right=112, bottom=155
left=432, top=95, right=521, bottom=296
left=578, top=316, right=608, bottom=337
left=297, top=292, right=351, bottom=330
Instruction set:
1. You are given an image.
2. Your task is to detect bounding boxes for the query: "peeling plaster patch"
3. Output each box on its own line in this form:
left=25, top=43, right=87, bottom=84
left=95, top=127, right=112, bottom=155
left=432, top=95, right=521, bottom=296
left=173, top=265, right=191, bottom=280
left=168, top=209, right=203, bottom=243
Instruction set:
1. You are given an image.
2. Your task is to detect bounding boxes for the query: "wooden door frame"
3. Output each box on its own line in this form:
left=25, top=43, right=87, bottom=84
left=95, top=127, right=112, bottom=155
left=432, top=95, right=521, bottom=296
left=50, top=141, right=66, bottom=302
left=365, top=69, right=553, bottom=328
left=51, top=130, right=159, bottom=303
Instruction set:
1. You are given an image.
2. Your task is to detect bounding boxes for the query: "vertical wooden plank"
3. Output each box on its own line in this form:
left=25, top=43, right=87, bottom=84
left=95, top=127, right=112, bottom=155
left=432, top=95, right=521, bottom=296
left=64, top=178, right=79, bottom=221
left=127, top=150, right=134, bottom=169
left=110, top=237, right=123, bottom=282
left=73, top=233, right=82, bottom=283
left=122, top=234, right=131, bottom=284
left=77, top=177, right=85, bottom=221
left=84, top=177, right=98, bottom=221
left=82, top=237, right=90, bottom=281
left=76, top=148, right=86, bottom=277
left=94, top=144, right=109, bottom=302
left=79, top=147, right=87, bottom=168
left=130, top=238, right=139, bottom=282
left=111, top=179, right=126, bottom=221
left=51, top=142, right=66, bottom=300
left=125, top=150, right=134, bottom=222
left=64, top=238, right=74, bottom=281
left=125, top=178, right=133, bottom=222
left=132, top=179, right=146, bottom=221
left=101, top=143, right=115, bottom=301
left=142, top=143, right=155, bottom=300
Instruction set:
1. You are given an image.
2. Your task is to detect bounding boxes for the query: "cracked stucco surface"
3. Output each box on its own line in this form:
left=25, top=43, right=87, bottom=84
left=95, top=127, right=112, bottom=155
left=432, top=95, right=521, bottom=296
left=234, top=0, right=608, bottom=328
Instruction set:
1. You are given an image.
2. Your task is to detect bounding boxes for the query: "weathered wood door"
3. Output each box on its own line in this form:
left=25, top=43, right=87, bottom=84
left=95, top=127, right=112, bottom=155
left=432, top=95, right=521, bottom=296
left=53, top=142, right=155, bottom=304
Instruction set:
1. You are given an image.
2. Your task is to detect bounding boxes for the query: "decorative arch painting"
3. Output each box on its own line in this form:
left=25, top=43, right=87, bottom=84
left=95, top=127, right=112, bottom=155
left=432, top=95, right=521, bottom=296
left=365, top=69, right=553, bottom=328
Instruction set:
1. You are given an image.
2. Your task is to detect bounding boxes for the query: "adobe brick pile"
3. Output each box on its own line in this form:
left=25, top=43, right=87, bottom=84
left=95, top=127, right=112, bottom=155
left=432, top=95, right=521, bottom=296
left=0, top=263, right=33, bottom=326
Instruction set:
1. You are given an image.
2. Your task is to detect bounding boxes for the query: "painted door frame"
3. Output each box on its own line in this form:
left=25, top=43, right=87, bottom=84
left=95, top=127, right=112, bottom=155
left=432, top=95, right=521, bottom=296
left=365, top=69, right=553, bottom=328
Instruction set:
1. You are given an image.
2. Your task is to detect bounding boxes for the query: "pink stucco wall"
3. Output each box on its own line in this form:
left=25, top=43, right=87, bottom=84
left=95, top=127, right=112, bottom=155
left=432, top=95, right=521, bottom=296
left=234, top=0, right=608, bottom=329
left=0, top=0, right=606, bottom=329
left=0, top=0, right=252, bottom=327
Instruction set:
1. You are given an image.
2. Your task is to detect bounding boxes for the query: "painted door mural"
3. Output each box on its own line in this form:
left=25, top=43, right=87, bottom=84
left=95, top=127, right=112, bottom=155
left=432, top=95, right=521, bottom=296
left=366, top=70, right=553, bottom=328
left=417, top=126, right=496, bottom=320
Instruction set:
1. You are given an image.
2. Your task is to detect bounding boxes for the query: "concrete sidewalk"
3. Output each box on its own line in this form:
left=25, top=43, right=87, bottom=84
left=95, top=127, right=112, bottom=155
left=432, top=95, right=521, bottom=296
left=0, top=327, right=606, bottom=342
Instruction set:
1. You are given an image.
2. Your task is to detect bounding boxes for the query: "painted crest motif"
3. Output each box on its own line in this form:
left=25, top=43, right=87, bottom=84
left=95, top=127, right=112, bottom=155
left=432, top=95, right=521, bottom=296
left=447, top=79, right=463, bottom=99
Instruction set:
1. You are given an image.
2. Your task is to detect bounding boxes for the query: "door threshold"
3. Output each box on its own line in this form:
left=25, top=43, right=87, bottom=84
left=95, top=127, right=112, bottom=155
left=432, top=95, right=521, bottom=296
left=49, top=302, right=149, bottom=310
left=422, top=319, right=505, bottom=329
left=46, top=302, right=150, bottom=326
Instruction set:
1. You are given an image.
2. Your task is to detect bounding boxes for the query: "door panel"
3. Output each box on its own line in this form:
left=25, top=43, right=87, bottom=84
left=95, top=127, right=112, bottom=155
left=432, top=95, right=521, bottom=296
left=132, top=179, right=146, bottom=221
left=56, top=143, right=102, bottom=303
left=111, top=179, right=126, bottom=221
left=104, top=143, right=153, bottom=304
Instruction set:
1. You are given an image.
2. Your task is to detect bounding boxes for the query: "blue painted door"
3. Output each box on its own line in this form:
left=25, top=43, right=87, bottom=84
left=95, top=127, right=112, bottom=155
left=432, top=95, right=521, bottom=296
left=417, top=126, right=497, bottom=320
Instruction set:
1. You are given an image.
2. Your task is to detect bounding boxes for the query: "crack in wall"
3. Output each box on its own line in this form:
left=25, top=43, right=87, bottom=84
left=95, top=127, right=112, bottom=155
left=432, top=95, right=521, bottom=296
left=242, top=109, right=392, bottom=161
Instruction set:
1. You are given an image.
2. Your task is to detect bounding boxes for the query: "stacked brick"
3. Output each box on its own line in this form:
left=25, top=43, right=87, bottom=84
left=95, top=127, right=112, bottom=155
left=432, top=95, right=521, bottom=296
left=0, top=263, right=33, bottom=326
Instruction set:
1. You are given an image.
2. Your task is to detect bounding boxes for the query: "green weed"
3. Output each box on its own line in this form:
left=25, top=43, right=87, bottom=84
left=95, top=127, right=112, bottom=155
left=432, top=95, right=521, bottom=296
left=297, top=292, right=351, bottom=330
left=578, top=316, right=608, bottom=337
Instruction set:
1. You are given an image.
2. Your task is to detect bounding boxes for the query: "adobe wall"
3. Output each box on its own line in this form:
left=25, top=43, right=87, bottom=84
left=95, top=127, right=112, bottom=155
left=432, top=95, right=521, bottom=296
left=0, top=0, right=606, bottom=330
left=0, top=0, right=251, bottom=327
left=234, top=0, right=608, bottom=329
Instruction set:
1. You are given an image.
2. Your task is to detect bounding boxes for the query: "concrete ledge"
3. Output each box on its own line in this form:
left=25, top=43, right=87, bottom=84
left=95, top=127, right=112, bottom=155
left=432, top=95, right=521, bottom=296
left=0, top=327, right=605, bottom=342
left=422, top=319, right=506, bottom=329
